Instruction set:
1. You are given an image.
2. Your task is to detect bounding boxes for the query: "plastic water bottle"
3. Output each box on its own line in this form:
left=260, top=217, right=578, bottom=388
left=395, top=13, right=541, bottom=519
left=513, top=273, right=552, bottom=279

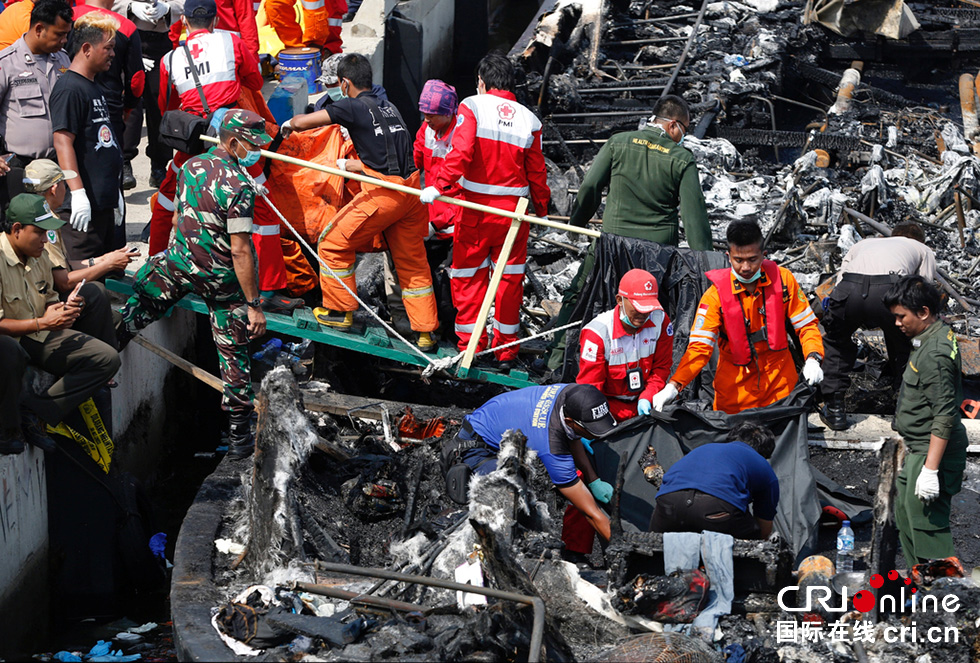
left=836, top=520, right=855, bottom=573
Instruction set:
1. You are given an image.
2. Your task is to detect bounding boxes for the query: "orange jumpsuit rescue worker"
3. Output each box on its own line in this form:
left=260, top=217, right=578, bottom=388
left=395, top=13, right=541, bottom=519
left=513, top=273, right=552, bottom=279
left=419, top=51, right=550, bottom=371
left=576, top=268, right=674, bottom=421
left=653, top=220, right=825, bottom=414
left=281, top=53, right=439, bottom=352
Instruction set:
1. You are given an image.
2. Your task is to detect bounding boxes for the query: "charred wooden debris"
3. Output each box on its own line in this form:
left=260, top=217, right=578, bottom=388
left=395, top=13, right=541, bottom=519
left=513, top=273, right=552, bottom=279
left=191, top=2, right=980, bottom=660
left=187, top=368, right=980, bottom=662
left=506, top=1, right=980, bottom=362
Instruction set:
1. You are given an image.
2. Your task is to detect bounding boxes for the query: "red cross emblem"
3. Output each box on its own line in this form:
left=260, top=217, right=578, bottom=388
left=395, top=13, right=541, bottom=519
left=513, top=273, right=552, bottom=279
left=189, top=41, right=205, bottom=59
left=497, top=103, right=515, bottom=120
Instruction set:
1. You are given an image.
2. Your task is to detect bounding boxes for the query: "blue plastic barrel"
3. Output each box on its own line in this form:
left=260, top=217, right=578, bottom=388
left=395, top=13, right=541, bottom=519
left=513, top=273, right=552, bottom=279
left=277, top=47, right=323, bottom=94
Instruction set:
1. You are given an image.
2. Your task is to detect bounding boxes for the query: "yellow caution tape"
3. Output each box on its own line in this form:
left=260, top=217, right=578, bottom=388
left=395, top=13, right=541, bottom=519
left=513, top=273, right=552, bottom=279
left=46, top=398, right=114, bottom=473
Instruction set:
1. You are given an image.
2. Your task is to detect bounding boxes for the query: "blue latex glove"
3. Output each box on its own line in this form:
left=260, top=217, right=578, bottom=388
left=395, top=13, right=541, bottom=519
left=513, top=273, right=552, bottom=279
left=53, top=653, right=82, bottom=663
left=579, top=437, right=594, bottom=455
left=638, top=399, right=652, bottom=416
left=88, top=641, right=112, bottom=658
left=587, top=478, right=613, bottom=504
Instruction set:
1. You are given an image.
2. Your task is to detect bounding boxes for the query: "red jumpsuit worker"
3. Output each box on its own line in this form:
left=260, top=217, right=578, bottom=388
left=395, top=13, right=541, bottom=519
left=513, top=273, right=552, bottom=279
left=413, top=79, right=460, bottom=242
left=149, top=0, right=262, bottom=256
left=420, top=51, right=550, bottom=367
left=266, top=0, right=345, bottom=53
left=654, top=220, right=825, bottom=415
left=576, top=269, right=674, bottom=421
left=564, top=268, right=674, bottom=559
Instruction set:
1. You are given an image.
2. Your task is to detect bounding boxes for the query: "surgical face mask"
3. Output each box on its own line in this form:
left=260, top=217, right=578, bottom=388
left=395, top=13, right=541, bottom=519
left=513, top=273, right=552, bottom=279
left=620, top=302, right=649, bottom=329
left=326, top=86, right=344, bottom=102
left=236, top=142, right=261, bottom=167
left=732, top=266, right=762, bottom=284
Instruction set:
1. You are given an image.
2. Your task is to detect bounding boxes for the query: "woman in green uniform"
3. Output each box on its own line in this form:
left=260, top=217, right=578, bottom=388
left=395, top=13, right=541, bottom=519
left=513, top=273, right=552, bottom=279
left=884, top=276, right=968, bottom=567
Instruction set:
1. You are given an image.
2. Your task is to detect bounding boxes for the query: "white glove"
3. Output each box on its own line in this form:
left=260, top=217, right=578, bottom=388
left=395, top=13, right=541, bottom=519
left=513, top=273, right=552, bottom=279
left=914, top=467, right=940, bottom=503
left=70, top=189, right=92, bottom=232
left=651, top=383, right=679, bottom=412
left=336, top=158, right=348, bottom=171
left=142, top=0, right=167, bottom=21
left=114, top=189, right=125, bottom=227
left=802, top=356, right=824, bottom=386
left=129, top=2, right=155, bottom=22
left=420, top=186, right=440, bottom=204
left=142, top=57, right=156, bottom=72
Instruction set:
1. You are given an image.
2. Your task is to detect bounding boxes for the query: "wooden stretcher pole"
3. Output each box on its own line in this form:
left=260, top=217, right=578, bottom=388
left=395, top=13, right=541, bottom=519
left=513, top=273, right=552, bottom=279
left=458, top=198, right=529, bottom=377
left=199, top=135, right=600, bottom=239
left=131, top=334, right=226, bottom=393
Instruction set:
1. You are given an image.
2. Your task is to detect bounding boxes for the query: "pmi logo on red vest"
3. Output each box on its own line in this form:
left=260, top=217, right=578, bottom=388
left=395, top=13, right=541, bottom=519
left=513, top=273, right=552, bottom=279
left=777, top=570, right=961, bottom=614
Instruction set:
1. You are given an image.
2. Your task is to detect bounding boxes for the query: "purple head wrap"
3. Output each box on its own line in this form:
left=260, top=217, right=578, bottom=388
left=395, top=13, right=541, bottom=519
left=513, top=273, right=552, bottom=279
left=418, top=79, right=458, bottom=116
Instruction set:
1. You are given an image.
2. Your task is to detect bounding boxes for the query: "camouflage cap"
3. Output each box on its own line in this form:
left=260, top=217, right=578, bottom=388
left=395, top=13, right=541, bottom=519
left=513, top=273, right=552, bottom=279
left=221, top=108, right=273, bottom=147
left=7, top=194, right=64, bottom=230
left=317, top=53, right=345, bottom=86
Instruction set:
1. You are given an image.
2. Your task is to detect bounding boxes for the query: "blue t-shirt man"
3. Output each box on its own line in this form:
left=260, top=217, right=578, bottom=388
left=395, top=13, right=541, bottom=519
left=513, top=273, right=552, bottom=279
left=446, top=383, right=619, bottom=545
left=652, top=424, right=779, bottom=539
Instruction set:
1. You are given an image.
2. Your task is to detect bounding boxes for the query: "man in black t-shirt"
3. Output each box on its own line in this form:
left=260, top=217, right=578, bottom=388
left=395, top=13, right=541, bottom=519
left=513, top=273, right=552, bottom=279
left=281, top=54, right=439, bottom=351
left=51, top=11, right=125, bottom=265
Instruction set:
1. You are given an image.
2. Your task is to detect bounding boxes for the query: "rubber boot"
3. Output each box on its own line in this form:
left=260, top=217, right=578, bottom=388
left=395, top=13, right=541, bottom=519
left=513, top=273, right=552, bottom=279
left=819, top=393, right=848, bottom=431
left=227, top=411, right=254, bottom=460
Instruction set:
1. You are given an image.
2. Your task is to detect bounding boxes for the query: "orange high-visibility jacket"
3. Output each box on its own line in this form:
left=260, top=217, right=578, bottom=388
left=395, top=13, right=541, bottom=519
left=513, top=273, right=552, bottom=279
left=671, top=265, right=824, bottom=414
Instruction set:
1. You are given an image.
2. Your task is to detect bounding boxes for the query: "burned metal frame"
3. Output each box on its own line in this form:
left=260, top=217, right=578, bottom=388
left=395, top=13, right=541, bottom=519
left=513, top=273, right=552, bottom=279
left=314, top=561, right=547, bottom=662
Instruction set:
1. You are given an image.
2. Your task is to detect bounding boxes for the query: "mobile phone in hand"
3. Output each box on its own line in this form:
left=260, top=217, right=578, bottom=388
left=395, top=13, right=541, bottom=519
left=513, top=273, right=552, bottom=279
left=66, top=278, right=85, bottom=306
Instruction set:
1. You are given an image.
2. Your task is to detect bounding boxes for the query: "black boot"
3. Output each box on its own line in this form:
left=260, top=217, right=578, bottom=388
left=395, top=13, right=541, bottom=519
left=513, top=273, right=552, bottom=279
left=820, top=393, right=849, bottom=431
left=227, top=412, right=254, bottom=460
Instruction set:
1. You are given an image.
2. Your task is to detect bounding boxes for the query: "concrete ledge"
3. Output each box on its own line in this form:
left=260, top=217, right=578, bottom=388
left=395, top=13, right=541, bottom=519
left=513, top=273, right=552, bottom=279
left=171, top=454, right=244, bottom=661
left=0, top=446, right=49, bottom=659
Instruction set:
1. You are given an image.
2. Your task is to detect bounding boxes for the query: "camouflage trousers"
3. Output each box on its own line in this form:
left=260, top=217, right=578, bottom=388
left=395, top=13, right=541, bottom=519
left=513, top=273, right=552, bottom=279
left=121, top=255, right=254, bottom=414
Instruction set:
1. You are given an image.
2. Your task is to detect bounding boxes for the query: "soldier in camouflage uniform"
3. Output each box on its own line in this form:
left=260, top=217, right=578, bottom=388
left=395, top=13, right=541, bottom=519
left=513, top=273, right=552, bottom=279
left=884, top=276, right=968, bottom=566
left=121, top=109, right=271, bottom=459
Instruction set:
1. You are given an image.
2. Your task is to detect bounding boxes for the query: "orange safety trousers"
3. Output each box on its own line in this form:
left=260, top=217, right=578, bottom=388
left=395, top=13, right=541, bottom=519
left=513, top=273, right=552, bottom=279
left=280, top=235, right=318, bottom=296
left=319, top=168, right=437, bottom=332
left=266, top=0, right=345, bottom=52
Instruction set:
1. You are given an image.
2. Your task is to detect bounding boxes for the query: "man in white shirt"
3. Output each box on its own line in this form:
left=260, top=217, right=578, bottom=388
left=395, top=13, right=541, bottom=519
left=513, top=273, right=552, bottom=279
left=820, top=222, right=937, bottom=430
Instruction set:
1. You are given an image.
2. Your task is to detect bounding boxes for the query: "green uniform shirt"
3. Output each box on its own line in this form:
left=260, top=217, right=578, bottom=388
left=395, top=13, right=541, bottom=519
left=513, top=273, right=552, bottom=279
left=167, top=145, right=255, bottom=301
left=568, top=127, right=712, bottom=251
left=895, top=321, right=968, bottom=455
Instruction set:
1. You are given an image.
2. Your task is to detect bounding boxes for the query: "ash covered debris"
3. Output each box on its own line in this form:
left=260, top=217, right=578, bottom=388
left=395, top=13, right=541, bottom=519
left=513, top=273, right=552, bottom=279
left=508, top=0, right=980, bottom=381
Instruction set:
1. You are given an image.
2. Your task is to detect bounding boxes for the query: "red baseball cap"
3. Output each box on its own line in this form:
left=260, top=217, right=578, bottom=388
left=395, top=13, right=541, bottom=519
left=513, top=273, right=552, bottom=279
left=618, top=269, right=663, bottom=314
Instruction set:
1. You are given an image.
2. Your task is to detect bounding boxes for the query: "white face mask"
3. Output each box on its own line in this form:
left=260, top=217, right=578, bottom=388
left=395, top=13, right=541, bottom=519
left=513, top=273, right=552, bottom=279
left=732, top=267, right=762, bottom=284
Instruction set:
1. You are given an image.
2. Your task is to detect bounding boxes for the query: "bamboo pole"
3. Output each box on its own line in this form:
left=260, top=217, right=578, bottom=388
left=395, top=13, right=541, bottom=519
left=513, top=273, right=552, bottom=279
left=459, top=198, right=529, bottom=375
left=131, top=334, right=225, bottom=393
left=199, top=135, right=600, bottom=239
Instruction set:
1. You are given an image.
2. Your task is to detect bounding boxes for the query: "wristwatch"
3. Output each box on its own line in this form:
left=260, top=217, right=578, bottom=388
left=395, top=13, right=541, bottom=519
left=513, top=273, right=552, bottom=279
left=806, top=352, right=823, bottom=364
left=246, top=297, right=262, bottom=309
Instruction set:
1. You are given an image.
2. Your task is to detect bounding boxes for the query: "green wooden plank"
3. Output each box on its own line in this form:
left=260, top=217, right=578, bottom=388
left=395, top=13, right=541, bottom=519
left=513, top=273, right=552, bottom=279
left=106, top=277, right=537, bottom=389
left=292, top=307, right=319, bottom=330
